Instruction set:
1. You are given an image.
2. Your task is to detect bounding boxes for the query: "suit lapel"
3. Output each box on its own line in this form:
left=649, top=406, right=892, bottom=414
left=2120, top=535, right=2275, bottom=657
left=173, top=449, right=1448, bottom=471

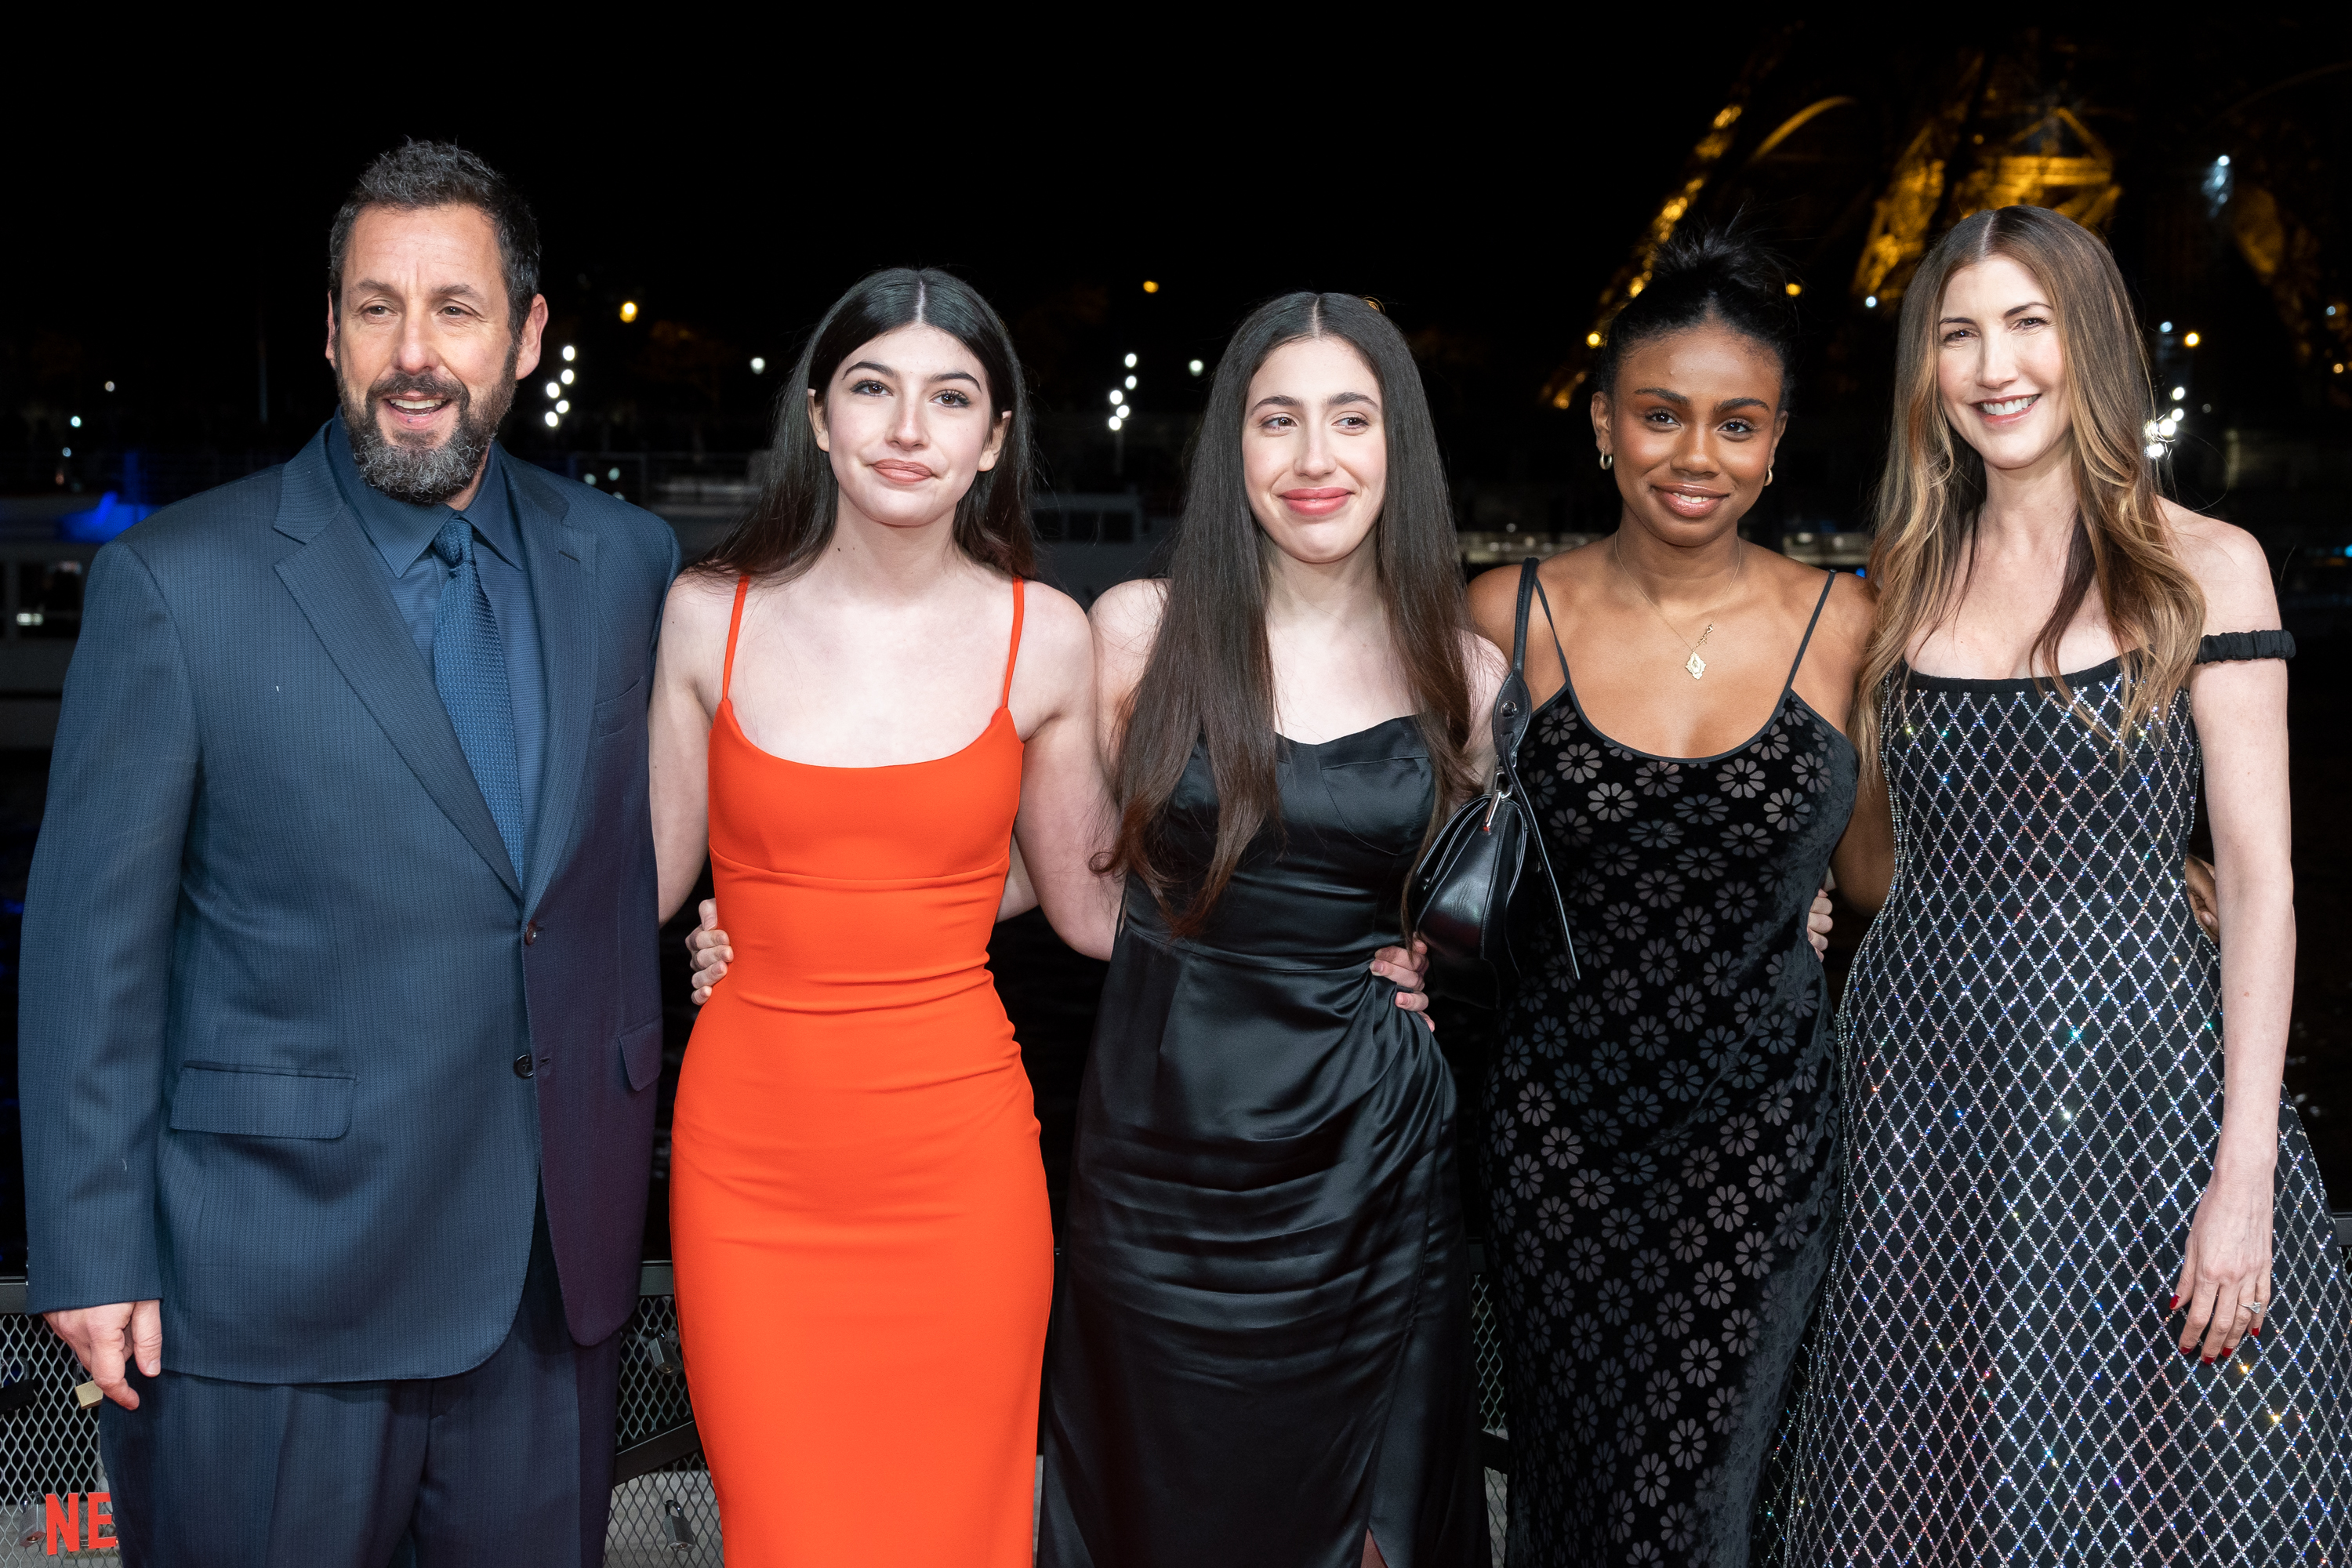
left=272, top=436, right=522, bottom=899
left=512, top=463, right=593, bottom=916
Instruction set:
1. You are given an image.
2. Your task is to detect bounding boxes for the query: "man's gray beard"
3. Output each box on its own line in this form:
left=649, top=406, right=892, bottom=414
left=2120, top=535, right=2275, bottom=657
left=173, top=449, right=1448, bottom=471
left=337, top=354, right=518, bottom=506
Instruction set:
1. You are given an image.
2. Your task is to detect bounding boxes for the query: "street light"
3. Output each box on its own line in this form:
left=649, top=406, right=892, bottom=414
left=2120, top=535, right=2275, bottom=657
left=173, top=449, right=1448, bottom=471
left=750, top=357, right=766, bottom=374
left=561, top=345, right=576, bottom=362
left=620, top=302, right=639, bottom=324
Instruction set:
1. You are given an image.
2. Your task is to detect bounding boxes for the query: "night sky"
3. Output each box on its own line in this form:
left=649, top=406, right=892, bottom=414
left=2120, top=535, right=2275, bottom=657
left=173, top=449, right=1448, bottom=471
left=6, top=25, right=2350, bottom=526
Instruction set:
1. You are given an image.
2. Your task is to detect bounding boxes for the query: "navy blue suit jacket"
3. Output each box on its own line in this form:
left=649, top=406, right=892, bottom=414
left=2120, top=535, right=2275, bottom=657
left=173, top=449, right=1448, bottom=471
left=18, top=425, right=679, bottom=1382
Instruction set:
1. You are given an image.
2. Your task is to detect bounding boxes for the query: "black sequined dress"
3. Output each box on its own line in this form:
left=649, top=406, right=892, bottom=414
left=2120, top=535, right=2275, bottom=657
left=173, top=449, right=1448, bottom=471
left=1773, top=637, right=2352, bottom=1564
left=1487, top=575, right=1857, bottom=1566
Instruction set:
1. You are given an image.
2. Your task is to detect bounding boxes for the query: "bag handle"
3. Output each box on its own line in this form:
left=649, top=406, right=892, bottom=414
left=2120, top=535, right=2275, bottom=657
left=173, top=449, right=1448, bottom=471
left=1492, top=559, right=1577, bottom=981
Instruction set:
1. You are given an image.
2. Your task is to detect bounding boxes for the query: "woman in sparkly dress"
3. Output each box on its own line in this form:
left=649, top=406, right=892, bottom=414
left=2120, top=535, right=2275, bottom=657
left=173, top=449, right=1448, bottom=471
left=1774, top=205, right=2350, bottom=1563
left=1467, top=230, right=1871, bottom=1566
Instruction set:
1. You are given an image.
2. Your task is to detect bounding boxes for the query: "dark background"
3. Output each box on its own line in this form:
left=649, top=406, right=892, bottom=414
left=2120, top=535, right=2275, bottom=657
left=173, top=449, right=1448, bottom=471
left=5, top=25, right=2352, bottom=1269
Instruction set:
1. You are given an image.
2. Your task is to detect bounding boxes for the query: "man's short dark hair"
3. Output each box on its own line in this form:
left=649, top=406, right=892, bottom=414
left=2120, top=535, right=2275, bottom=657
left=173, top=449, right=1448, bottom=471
left=327, top=141, right=540, bottom=329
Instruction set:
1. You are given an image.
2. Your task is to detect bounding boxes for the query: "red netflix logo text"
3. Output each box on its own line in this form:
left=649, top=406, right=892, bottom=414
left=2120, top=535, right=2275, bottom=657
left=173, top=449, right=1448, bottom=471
left=42, top=1494, right=115, bottom=1555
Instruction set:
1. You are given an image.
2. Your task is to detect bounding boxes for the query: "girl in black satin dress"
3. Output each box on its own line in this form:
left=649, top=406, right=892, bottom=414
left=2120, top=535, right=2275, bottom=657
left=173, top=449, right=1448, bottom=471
left=1037, top=293, right=1497, bottom=1568
left=1465, top=232, right=1872, bottom=1567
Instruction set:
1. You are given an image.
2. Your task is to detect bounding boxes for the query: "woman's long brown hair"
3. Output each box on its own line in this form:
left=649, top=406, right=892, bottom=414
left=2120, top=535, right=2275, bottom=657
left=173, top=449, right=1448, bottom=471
left=698, top=267, right=1036, bottom=584
left=1856, top=206, right=2205, bottom=789
left=1110, top=293, right=1477, bottom=936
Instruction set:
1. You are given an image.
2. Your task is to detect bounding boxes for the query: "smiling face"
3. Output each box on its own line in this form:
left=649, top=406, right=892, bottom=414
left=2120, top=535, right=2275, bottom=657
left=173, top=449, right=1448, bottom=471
left=809, top=325, right=1008, bottom=532
left=1240, top=336, right=1388, bottom=566
left=325, top=203, right=545, bottom=506
left=1592, top=316, right=1785, bottom=546
left=1934, top=253, right=2073, bottom=477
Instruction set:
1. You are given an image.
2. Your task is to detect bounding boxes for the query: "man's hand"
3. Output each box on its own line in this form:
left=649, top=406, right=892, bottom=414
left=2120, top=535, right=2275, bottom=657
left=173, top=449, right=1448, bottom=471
left=1373, top=938, right=1436, bottom=1033
left=45, top=1300, right=161, bottom=1410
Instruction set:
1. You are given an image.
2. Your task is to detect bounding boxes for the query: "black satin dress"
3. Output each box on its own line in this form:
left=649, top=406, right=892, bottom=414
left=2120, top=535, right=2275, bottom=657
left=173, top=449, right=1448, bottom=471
left=1038, top=718, right=1486, bottom=1568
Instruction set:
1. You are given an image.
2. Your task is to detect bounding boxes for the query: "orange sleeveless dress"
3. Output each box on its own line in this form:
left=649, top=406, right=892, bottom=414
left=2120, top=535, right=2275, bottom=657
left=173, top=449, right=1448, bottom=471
left=671, top=577, right=1052, bottom=1566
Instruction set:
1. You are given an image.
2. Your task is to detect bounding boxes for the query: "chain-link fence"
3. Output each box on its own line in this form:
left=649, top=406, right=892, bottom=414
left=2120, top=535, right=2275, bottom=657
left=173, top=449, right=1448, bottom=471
left=0, top=1285, right=115, bottom=1563
left=1471, top=1258, right=1512, bottom=1566
left=606, top=1265, right=719, bottom=1565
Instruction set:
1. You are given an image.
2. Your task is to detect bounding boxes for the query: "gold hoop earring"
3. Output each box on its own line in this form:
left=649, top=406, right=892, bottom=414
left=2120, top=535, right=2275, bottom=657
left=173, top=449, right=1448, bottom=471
left=1600, top=452, right=1614, bottom=470
left=1766, top=465, right=1774, bottom=485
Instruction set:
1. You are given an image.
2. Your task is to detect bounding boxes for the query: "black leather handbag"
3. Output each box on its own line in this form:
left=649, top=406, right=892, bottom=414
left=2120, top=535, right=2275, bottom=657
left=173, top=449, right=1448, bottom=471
left=1407, top=559, right=1577, bottom=1008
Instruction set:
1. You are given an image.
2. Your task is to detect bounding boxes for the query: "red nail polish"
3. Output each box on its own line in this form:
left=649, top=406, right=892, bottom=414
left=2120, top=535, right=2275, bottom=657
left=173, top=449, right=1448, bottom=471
left=2202, top=1356, right=2215, bottom=1365
left=2168, top=1295, right=2179, bottom=1312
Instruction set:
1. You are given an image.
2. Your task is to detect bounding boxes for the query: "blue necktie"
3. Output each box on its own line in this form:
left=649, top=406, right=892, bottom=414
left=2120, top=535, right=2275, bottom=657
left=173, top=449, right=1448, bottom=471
left=431, top=517, right=526, bottom=876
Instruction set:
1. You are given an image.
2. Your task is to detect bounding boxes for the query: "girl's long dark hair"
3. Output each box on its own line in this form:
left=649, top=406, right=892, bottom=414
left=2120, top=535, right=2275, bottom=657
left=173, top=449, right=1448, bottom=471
left=700, top=267, right=1036, bottom=582
left=1111, top=292, right=1476, bottom=935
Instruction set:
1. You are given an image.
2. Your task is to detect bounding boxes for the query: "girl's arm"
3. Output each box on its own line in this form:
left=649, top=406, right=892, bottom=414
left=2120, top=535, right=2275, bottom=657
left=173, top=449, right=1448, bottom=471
left=1829, top=770, right=1895, bottom=916
left=999, top=837, right=1039, bottom=922
left=1008, top=583, right=1123, bottom=961
left=649, top=575, right=731, bottom=924
left=2172, top=515, right=2292, bottom=1363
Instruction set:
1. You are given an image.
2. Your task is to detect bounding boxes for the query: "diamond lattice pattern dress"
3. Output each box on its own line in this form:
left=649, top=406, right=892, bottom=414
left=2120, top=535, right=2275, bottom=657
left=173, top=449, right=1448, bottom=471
left=1775, top=638, right=2350, bottom=1564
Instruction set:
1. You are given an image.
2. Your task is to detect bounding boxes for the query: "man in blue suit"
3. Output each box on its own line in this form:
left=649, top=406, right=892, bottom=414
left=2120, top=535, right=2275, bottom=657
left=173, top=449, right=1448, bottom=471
left=19, top=143, right=678, bottom=1566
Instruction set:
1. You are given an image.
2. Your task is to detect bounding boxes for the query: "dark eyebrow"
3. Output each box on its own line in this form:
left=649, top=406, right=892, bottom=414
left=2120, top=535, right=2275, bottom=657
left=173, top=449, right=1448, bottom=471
left=350, top=278, right=490, bottom=303
left=1630, top=387, right=1690, bottom=405
left=1715, top=397, right=1770, bottom=412
left=841, top=361, right=982, bottom=389
left=1249, top=390, right=1378, bottom=415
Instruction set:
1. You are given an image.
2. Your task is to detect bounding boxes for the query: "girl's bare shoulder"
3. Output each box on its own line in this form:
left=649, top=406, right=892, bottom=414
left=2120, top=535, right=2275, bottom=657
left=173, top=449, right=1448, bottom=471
left=2161, top=499, right=2279, bottom=634
left=1088, top=576, right=1171, bottom=653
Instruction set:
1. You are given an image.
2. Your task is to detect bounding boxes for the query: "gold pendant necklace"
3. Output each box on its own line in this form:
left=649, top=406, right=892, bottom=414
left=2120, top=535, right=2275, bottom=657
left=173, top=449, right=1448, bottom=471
left=1613, top=534, right=1744, bottom=681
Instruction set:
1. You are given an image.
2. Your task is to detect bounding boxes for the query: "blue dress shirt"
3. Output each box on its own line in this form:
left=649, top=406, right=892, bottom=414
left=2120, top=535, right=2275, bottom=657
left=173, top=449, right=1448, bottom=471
left=326, top=420, right=549, bottom=878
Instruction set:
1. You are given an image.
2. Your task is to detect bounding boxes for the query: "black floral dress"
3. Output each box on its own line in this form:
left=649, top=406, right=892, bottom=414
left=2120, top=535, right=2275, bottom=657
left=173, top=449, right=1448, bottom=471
left=1486, top=575, right=1856, bottom=1566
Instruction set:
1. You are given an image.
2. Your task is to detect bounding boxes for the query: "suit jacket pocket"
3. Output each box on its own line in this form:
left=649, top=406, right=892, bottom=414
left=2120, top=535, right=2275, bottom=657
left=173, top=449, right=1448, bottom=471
left=593, top=678, right=647, bottom=736
left=169, top=1063, right=356, bottom=1139
left=619, top=1019, right=664, bottom=1093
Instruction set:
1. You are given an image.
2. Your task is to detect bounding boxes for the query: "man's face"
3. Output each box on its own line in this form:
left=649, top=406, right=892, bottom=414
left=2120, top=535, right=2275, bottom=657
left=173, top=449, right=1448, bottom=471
left=325, top=203, right=546, bottom=506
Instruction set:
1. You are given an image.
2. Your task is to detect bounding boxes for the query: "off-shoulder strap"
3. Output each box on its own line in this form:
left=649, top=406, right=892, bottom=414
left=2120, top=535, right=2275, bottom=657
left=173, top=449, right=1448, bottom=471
left=721, top=575, right=750, bottom=703
left=2196, top=630, right=2296, bottom=664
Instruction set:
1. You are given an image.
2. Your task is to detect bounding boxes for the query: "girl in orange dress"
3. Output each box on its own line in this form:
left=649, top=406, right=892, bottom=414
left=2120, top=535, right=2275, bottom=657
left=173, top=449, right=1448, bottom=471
left=646, top=269, right=1116, bottom=1567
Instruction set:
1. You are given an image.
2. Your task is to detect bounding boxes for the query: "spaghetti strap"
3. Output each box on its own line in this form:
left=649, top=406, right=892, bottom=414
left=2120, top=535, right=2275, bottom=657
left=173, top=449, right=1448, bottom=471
left=1000, top=579, right=1025, bottom=708
left=1783, top=572, right=1837, bottom=693
left=721, top=575, right=750, bottom=706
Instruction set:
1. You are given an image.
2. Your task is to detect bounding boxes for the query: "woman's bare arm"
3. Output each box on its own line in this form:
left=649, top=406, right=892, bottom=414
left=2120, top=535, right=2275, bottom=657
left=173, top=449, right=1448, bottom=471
left=1830, top=770, right=1896, bottom=916
left=2172, top=512, right=2293, bottom=1361
left=649, top=573, right=732, bottom=924
left=1010, top=584, right=1121, bottom=960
